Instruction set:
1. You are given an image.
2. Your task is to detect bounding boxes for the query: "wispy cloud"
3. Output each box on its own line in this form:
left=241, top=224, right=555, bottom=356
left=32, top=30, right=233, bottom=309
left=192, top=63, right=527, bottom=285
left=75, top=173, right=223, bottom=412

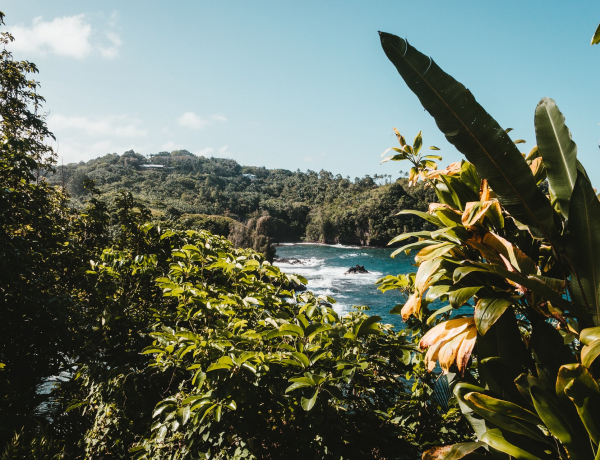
left=160, top=141, right=185, bottom=151
left=97, top=31, right=122, bottom=59
left=47, top=114, right=148, bottom=163
left=177, top=112, right=227, bottom=130
left=177, top=112, right=211, bottom=130
left=210, top=114, right=227, bottom=123
left=9, top=14, right=122, bottom=59
left=196, top=147, right=215, bottom=156
left=48, top=114, right=147, bottom=138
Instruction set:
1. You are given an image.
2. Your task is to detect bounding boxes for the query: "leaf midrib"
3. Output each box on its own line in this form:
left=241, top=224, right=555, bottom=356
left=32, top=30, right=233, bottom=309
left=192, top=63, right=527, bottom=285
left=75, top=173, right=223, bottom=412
left=543, top=103, right=576, bottom=191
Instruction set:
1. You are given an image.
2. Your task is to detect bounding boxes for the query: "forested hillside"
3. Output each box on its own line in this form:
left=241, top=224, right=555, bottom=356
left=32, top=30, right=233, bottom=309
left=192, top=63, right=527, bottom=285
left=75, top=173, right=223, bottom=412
left=48, top=149, right=435, bottom=246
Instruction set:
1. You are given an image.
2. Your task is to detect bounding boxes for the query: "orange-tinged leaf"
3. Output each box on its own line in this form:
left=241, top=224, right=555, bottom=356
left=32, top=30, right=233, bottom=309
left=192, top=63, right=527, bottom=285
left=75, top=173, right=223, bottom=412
left=479, top=179, right=490, bottom=201
left=456, top=327, right=477, bottom=373
left=401, top=292, right=422, bottom=320
left=420, top=317, right=474, bottom=349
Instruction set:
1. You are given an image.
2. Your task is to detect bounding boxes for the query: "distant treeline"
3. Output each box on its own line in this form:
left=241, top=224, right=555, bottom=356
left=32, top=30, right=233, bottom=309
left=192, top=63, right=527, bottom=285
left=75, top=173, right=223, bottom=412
left=49, top=149, right=436, bottom=248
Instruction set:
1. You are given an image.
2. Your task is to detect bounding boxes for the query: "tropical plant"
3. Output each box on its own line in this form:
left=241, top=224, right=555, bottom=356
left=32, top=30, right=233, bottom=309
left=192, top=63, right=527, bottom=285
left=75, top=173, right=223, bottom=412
left=378, top=31, right=600, bottom=459
left=381, top=129, right=441, bottom=187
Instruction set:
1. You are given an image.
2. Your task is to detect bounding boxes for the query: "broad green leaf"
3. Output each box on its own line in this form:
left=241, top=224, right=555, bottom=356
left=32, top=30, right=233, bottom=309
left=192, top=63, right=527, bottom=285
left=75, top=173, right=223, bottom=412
left=477, top=309, right=529, bottom=375
left=581, top=339, right=600, bottom=368
left=463, top=393, right=549, bottom=444
left=566, top=171, right=600, bottom=325
left=391, top=240, right=439, bottom=258
left=153, top=402, right=176, bottom=418
left=301, top=389, right=318, bottom=411
left=357, top=315, right=382, bottom=336
left=530, top=383, right=593, bottom=459
left=387, top=230, right=431, bottom=245
left=465, top=393, right=540, bottom=425
left=427, top=304, right=453, bottom=325
left=177, top=406, right=191, bottom=426
left=279, top=323, right=305, bottom=337
left=454, top=383, right=489, bottom=440
left=534, top=98, right=577, bottom=219
left=474, top=297, right=513, bottom=336
left=478, top=357, right=530, bottom=407
left=285, top=377, right=315, bottom=393
left=206, top=362, right=232, bottom=372
left=413, top=131, right=423, bottom=154
left=562, top=365, right=600, bottom=445
left=481, top=429, right=550, bottom=460
left=379, top=32, right=561, bottom=249
left=291, top=352, right=310, bottom=368
left=396, top=209, right=444, bottom=227
left=449, top=286, right=481, bottom=309
left=415, top=241, right=456, bottom=264
left=580, top=327, right=600, bottom=345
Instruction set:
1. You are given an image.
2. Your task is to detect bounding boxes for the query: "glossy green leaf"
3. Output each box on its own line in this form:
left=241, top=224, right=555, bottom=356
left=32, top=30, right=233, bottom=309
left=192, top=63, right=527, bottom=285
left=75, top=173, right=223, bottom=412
left=463, top=393, right=549, bottom=444
left=291, top=352, right=310, bottom=368
left=357, top=315, right=382, bottom=336
left=534, top=98, right=578, bottom=219
left=566, top=171, right=600, bottom=325
left=582, top=339, right=600, bottom=368
left=530, top=383, right=592, bottom=459
left=562, top=365, right=600, bottom=445
left=449, top=286, right=481, bottom=309
left=481, top=429, right=551, bottom=460
left=301, top=389, right=318, bottom=411
left=474, top=297, right=513, bottom=336
left=465, top=392, right=540, bottom=425
left=454, top=383, right=489, bottom=440
left=279, top=323, right=305, bottom=337
left=580, top=327, right=600, bottom=345
left=387, top=230, right=431, bottom=245
left=427, top=304, right=453, bottom=325
left=396, top=209, right=444, bottom=227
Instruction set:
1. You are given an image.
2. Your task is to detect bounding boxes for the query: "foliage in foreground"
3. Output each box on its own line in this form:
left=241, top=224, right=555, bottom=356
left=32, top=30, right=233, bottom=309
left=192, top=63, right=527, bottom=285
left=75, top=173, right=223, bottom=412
left=0, top=14, right=467, bottom=458
left=379, top=31, right=600, bottom=459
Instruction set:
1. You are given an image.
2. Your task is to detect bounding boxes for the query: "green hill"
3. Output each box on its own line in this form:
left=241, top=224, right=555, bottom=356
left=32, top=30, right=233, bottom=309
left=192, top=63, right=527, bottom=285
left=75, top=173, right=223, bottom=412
left=49, top=149, right=435, bottom=246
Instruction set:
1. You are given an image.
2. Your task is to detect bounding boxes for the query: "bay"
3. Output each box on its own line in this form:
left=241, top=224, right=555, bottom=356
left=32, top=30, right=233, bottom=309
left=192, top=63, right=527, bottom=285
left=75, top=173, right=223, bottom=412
left=274, top=243, right=415, bottom=330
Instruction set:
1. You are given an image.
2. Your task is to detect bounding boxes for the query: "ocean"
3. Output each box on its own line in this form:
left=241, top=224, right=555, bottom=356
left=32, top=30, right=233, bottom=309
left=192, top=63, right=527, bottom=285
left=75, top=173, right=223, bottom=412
left=273, top=243, right=416, bottom=330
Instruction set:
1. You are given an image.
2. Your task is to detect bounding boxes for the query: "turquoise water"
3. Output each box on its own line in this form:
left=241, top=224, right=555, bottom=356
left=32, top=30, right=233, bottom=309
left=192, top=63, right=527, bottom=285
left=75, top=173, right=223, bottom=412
left=274, top=243, right=415, bottom=330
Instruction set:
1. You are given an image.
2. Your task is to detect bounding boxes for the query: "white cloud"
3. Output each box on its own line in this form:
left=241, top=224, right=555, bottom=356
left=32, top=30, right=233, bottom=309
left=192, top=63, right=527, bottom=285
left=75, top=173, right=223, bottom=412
left=52, top=138, right=143, bottom=164
left=178, top=112, right=228, bottom=130
left=210, top=114, right=227, bottom=123
left=9, top=14, right=122, bottom=59
left=196, top=147, right=215, bottom=156
left=178, top=112, right=210, bottom=130
left=48, top=114, right=147, bottom=138
left=303, top=153, right=326, bottom=163
left=161, top=141, right=185, bottom=151
left=98, top=32, right=122, bottom=58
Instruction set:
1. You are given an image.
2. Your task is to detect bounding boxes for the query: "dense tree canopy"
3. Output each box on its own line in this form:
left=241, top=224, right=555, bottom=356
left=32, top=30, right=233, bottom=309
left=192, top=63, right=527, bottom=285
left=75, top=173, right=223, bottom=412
left=48, top=150, right=436, bottom=247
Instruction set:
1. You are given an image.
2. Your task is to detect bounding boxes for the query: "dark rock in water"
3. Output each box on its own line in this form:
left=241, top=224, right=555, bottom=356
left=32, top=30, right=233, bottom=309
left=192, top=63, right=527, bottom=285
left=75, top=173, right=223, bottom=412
left=288, top=280, right=307, bottom=292
left=274, top=257, right=305, bottom=265
left=345, top=264, right=369, bottom=274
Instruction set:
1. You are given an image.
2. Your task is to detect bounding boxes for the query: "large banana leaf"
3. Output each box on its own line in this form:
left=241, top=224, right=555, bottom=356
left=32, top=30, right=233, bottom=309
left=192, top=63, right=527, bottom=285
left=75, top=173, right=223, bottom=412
left=534, top=97, right=578, bottom=219
left=379, top=32, right=561, bottom=249
left=567, top=171, right=600, bottom=325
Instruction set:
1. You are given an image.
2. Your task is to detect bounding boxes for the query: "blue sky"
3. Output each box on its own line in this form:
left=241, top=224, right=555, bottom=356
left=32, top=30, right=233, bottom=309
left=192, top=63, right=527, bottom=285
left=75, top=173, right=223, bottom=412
left=4, top=1, right=600, bottom=184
